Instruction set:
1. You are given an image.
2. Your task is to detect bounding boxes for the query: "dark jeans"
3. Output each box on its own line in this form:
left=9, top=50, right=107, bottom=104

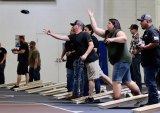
left=144, top=66, right=159, bottom=104
left=29, top=66, right=40, bottom=82
left=156, top=71, right=160, bottom=90
left=0, top=64, right=5, bottom=84
left=95, top=78, right=101, bottom=94
left=131, top=54, right=142, bottom=91
left=66, top=68, right=74, bottom=92
left=72, top=58, right=85, bottom=97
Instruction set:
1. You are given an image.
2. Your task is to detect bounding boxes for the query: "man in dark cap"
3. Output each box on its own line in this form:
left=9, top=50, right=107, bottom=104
left=129, top=24, right=142, bottom=92
left=29, top=41, right=41, bottom=82
left=137, top=14, right=160, bottom=106
left=43, top=20, right=112, bottom=103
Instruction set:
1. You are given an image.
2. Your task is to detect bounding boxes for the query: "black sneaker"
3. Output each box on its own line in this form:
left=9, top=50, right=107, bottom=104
left=10, top=85, right=19, bottom=90
left=85, top=97, right=94, bottom=103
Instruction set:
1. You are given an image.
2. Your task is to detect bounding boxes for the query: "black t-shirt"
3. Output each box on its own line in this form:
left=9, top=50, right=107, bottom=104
left=68, top=32, right=98, bottom=63
left=0, top=47, right=7, bottom=64
left=141, top=25, right=160, bottom=67
left=18, top=42, right=29, bottom=62
left=91, top=35, right=99, bottom=55
left=65, top=41, right=75, bottom=70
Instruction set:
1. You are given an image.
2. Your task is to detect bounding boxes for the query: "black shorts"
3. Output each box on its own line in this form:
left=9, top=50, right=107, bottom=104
left=17, top=61, right=29, bottom=75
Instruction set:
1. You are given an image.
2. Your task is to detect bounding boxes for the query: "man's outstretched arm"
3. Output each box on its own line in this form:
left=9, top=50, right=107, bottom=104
left=43, top=29, right=70, bottom=41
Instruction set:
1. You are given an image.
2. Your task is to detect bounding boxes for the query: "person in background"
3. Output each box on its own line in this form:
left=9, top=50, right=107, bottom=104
left=0, top=43, right=7, bottom=84
left=11, top=36, right=29, bottom=89
left=129, top=24, right=142, bottom=92
left=84, top=24, right=101, bottom=94
left=60, top=28, right=75, bottom=92
left=137, top=14, right=160, bottom=105
left=29, top=41, right=41, bottom=82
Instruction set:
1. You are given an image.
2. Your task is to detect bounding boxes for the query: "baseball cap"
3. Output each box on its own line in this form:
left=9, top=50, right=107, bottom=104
left=70, top=20, right=84, bottom=26
left=129, top=24, right=139, bottom=30
left=137, top=14, right=152, bottom=21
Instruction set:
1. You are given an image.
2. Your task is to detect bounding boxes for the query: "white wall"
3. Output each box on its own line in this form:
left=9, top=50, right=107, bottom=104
left=0, top=0, right=104, bottom=83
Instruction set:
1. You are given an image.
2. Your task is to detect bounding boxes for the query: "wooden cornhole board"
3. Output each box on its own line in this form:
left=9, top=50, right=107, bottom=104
left=0, top=102, right=80, bottom=113
left=26, top=82, right=66, bottom=94
left=132, top=103, right=160, bottom=113
left=98, top=94, right=148, bottom=109
left=72, top=88, right=130, bottom=104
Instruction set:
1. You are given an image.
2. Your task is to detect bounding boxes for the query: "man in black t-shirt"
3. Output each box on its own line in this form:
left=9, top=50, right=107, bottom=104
left=137, top=14, right=160, bottom=105
left=60, top=28, right=75, bottom=92
left=0, top=43, right=7, bottom=84
left=11, top=36, right=29, bottom=89
left=44, top=20, right=109, bottom=103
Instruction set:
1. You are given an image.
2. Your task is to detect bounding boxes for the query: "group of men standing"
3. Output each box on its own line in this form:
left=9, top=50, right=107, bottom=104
left=0, top=12, right=160, bottom=106
left=44, top=12, right=160, bottom=106
left=0, top=36, right=41, bottom=89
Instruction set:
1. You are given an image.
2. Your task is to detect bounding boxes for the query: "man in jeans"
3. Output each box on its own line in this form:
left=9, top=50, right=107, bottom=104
left=0, top=43, right=7, bottom=84
left=43, top=20, right=112, bottom=102
left=61, top=28, right=75, bottom=92
left=137, top=14, right=160, bottom=105
left=129, top=24, right=142, bottom=92
left=29, top=41, right=41, bottom=82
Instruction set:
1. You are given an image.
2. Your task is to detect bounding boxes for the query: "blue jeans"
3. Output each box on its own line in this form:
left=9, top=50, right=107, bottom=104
left=0, top=64, right=5, bottom=84
left=95, top=78, right=101, bottom=94
left=112, top=61, right=131, bottom=83
left=29, top=66, right=40, bottom=82
left=131, top=54, right=142, bottom=91
left=83, top=67, right=89, bottom=96
left=72, top=58, right=84, bottom=97
left=66, top=68, right=74, bottom=92
left=144, top=66, right=159, bottom=104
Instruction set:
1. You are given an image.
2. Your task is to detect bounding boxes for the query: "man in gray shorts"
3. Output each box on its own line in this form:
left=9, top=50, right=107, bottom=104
left=43, top=20, right=112, bottom=103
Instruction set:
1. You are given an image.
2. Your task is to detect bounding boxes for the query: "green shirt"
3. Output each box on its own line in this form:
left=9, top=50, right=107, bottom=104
left=29, top=48, right=41, bottom=68
left=105, top=29, right=132, bottom=65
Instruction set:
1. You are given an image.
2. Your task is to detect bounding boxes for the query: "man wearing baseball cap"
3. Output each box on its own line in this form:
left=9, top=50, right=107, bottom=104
left=137, top=14, right=160, bottom=106
left=43, top=20, right=112, bottom=103
left=129, top=24, right=142, bottom=92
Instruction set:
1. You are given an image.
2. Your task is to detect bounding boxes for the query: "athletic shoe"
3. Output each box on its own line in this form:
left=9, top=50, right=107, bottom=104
left=10, top=85, right=19, bottom=90
left=85, top=97, right=94, bottom=103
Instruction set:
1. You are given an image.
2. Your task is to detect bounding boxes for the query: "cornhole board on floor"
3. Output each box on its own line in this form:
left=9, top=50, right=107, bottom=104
left=98, top=91, right=160, bottom=109
left=72, top=88, right=130, bottom=104
left=0, top=102, right=80, bottom=113
left=14, top=81, right=43, bottom=91
left=53, top=92, right=72, bottom=99
left=7, top=80, right=43, bottom=90
left=26, top=82, right=66, bottom=94
left=40, top=87, right=67, bottom=96
left=0, top=81, right=25, bottom=88
left=98, top=94, right=148, bottom=109
left=132, top=103, right=160, bottom=113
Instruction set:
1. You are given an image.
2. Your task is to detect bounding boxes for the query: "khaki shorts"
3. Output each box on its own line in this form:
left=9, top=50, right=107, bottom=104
left=85, top=60, right=101, bottom=80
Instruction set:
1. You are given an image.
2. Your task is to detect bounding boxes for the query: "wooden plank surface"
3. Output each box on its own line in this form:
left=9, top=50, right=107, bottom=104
left=132, top=103, right=160, bottom=113
left=53, top=92, right=72, bottom=99
left=26, top=82, right=66, bottom=94
left=40, top=88, right=67, bottom=96
left=72, top=88, right=130, bottom=104
left=98, top=94, right=148, bottom=109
